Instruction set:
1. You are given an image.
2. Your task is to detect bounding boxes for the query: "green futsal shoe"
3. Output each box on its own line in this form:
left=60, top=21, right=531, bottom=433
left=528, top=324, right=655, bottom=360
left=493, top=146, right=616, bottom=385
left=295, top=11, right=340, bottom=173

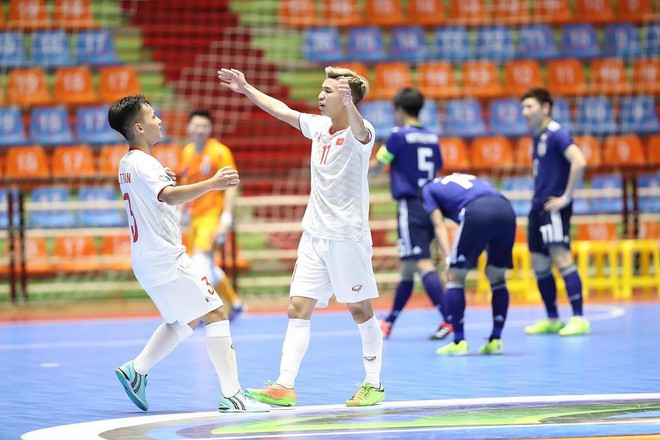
left=479, top=338, right=503, bottom=355
left=115, top=361, right=148, bottom=411
left=558, top=316, right=591, bottom=336
left=436, top=340, right=469, bottom=356
left=345, top=383, right=385, bottom=407
left=524, top=319, right=565, bottom=335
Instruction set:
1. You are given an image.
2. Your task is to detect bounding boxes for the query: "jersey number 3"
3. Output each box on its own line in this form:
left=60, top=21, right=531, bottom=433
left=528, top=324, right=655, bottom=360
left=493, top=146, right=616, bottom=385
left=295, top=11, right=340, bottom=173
left=123, top=193, right=139, bottom=243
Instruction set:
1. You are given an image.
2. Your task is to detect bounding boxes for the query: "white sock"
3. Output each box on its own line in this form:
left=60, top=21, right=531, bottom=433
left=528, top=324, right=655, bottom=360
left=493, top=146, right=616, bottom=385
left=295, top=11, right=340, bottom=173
left=133, top=322, right=193, bottom=375
left=205, top=320, right=241, bottom=398
left=276, top=319, right=310, bottom=389
left=357, top=315, right=383, bottom=387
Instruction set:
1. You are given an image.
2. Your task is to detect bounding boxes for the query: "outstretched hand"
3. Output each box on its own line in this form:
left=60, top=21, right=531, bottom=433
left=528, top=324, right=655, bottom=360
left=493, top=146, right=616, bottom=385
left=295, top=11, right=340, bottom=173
left=210, top=166, right=240, bottom=190
left=218, top=68, right=248, bottom=94
left=337, top=78, right=353, bottom=107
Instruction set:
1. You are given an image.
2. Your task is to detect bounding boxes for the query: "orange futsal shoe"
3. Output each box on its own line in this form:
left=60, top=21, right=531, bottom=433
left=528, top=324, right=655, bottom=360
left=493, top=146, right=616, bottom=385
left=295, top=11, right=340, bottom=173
left=247, top=382, right=297, bottom=407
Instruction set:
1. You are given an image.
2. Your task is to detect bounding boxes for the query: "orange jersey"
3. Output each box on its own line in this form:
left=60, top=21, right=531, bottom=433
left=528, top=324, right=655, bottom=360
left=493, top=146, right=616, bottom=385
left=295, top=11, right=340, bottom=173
left=179, top=138, right=237, bottom=217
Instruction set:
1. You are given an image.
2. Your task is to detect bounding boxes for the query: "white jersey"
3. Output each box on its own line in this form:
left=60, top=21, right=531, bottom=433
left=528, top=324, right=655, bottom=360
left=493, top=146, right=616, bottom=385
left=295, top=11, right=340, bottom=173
left=118, top=149, right=185, bottom=289
left=299, top=113, right=376, bottom=241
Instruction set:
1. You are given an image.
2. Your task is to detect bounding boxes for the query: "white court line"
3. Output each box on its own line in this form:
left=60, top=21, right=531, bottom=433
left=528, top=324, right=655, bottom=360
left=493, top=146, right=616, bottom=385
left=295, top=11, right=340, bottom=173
left=0, top=305, right=626, bottom=351
left=21, top=393, right=660, bottom=440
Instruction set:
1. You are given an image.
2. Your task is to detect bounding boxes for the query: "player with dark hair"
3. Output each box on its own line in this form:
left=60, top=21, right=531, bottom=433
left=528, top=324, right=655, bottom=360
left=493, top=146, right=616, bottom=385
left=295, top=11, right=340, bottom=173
left=370, top=87, right=451, bottom=340
left=422, top=174, right=516, bottom=355
left=521, top=87, right=590, bottom=336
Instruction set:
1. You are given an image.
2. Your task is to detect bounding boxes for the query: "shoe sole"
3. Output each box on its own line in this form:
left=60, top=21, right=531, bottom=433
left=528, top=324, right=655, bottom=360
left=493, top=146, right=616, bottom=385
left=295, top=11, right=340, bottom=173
left=249, top=391, right=296, bottom=407
left=429, top=332, right=454, bottom=340
left=115, top=368, right=148, bottom=411
left=345, top=392, right=385, bottom=407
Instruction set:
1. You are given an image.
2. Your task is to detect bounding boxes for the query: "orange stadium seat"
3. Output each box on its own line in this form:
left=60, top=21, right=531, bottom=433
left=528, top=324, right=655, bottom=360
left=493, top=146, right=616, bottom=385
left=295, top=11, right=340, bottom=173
left=632, top=59, right=660, bottom=95
left=491, top=0, right=531, bottom=24
left=100, top=234, right=132, bottom=271
left=577, top=223, right=618, bottom=241
left=547, top=59, right=587, bottom=96
left=0, top=3, right=5, bottom=29
left=51, top=144, right=96, bottom=179
left=319, top=0, right=362, bottom=27
left=602, top=135, right=646, bottom=167
left=449, top=0, right=488, bottom=25
left=364, top=0, right=405, bottom=27
left=589, top=58, right=631, bottom=95
left=461, top=61, right=502, bottom=98
left=532, top=0, right=573, bottom=24
left=6, top=237, right=53, bottom=275
left=573, top=135, right=602, bottom=168
left=407, top=0, right=445, bottom=26
left=371, top=62, right=412, bottom=100
left=470, top=136, right=513, bottom=170
left=638, top=220, right=660, bottom=240
left=7, top=68, right=52, bottom=106
left=617, top=0, right=654, bottom=22
left=54, top=66, right=98, bottom=105
left=647, top=135, right=660, bottom=165
left=277, top=0, right=319, bottom=28
left=8, top=0, right=50, bottom=29
left=418, top=62, right=459, bottom=100
left=504, top=60, right=543, bottom=97
left=152, top=143, right=183, bottom=173
left=54, top=0, right=97, bottom=29
left=98, top=66, right=141, bottom=103
left=4, top=145, right=49, bottom=179
left=514, top=136, right=532, bottom=168
left=574, top=0, right=615, bottom=24
left=98, top=144, right=127, bottom=177
left=338, top=62, right=370, bottom=82
left=439, top=137, right=469, bottom=172
left=54, top=236, right=102, bottom=273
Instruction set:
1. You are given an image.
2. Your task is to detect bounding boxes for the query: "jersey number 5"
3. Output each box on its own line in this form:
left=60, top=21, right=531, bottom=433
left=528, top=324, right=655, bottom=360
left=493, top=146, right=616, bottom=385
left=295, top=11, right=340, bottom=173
left=122, top=193, right=139, bottom=243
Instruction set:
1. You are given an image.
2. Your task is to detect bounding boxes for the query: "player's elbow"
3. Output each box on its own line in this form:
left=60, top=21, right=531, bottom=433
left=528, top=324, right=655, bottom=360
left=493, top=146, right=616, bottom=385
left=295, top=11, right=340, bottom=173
left=158, top=186, right=178, bottom=205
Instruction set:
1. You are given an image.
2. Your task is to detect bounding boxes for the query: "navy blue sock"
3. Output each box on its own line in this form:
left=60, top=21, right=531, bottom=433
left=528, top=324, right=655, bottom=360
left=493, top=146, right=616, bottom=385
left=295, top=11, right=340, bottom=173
left=536, top=270, right=559, bottom=319
left=386, top=279, right=414, bottom=324
left=445, top=283, right=465, bottom=342
left=490, top=282, right=509, bottom=340
left=421, top=270, right=447, bottom=321
left=561, top=265, right=583, bottom=316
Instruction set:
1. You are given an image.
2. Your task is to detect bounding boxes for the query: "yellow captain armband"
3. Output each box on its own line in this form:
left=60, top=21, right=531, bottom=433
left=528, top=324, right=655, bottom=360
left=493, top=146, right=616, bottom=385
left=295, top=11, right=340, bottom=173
left=375, top=146, right=394, bottom=165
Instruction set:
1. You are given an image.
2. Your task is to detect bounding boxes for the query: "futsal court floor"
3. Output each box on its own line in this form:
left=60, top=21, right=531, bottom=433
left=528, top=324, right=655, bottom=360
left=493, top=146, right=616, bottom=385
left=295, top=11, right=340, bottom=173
left=2, top=301, right=660, bottom=439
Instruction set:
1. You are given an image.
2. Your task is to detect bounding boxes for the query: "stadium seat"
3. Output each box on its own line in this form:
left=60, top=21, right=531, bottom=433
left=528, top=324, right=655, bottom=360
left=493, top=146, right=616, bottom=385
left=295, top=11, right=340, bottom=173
left=30, top=30, right=73, bottom=67
left=604, top=23, right=642, bottom=58
left=100, top=234, right=132, bottom=271
left=588, top=58, right=631, bottom=95
left=504, top=60, right=543, bottom=96
left=491, top=0, right=530, bottom=24
left=98, top=144, right=127, bottom=176
left=277, top=0, right=319, bottom=28
left=54, top=66, right=98, bottom=105
left=51, top=144, right=96, bottom=179
left=418, top=62, right=460, bottom=100
left=358, top=100, right=395, bottom=141
left=603, top=134, right=646, bottom=167
left=443, top=99, right=486, bottom=138
left=648, top=135, right=660, bottom=165
left=28, top=186, right=76, bottom=228
left=513, top=136, right=532, bottom=168
left=0, top=31, right=27, bottom=68
left=0, top=107, right=28, bottom=146
left=419, top=101, right=441, bottom=136
left=591, top=173, right=624, bottom=214
left=551, top=97, right=574, bottom=132
left=488, top=98, right=527, bottom=137
left=619, top=238, right=660, bottom=298
left=573, top=223, right=620, bottom=298
left=637, top=172, right=660, bottom=213
left=516, top=24, right=559, bottom=60
left=577, top=222, right=618, bottom=242
left=449, top=0, right=488, bottom=25
left=475, top=26, right=515, bottom=61
left=0, top=3, right=4, bottom=29
left=632, top=59, right=660, bottom=94
left=54, top=235, right=102, bottom=273
left=501, top=176, right=533, bottom=216
left=7, top=67, right=51, bottom=106
left=77, top=185, right=126, bottom=227
left=618, top=96, right=659, bottom=134
left=432, top=26, right=472, bottom=62
left=407, top=0, right=445, bottom=26
left=547, top=59, right=587, bottom=96
left=346, top=27, right=388, bottom=62
left=76, top=29, right=120, bottom=66
left=573, top=135, right=602, bottom=168
left=76, top=106, right=123, bottom=144
left=11, top=236, right=52, bottom=275
left=461, top=61, right=502, bottom=98
left=364, top=0, right=405, bottom=27
left=531, top=0, right=573, bottom=24
left=638, top=220, right=660, bottom=239
left=98, top=66, right=141, bottom=103
left=571, top=179, right=590, bottom=215
left=319, top=0, right=362, bottom=27
left=574, top=0, right=615, bottom=24
left=561, top=24, right=600, bottom=59
left=29, top=106, right=74, bottom=145
left=641, top=23, right=660, bottom=56
left=371, top=62, right=412, bottom=100
left=470, top=136, right=513, bottom=170
left=302, top=28, right=344, bottom=63
left=338, top=62, right=370, bottom=81
left=575, top=97, right=616, bottom=135
left=4, top=145, right=49, bottom=179
left=53, top=0, right=97, bottom=29
left=439, top=137, right=469, bottom=172
left=8, top=0, right=50, bottom=29
left=617, top=0, right=654, bottom=22
left=152, top=143, right=183, bottom=172
left=390, top=26, right=427, bottom=62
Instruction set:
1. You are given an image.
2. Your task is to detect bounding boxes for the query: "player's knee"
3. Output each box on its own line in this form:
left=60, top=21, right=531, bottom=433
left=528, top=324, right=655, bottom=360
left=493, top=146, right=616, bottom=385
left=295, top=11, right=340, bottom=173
left=197, top=306, right=228, bottom=326
left=485, top=266, right=506, bottom=284
left=447, top=268, right=468, bottom=284
left=287, top=297, right=314, bottom=320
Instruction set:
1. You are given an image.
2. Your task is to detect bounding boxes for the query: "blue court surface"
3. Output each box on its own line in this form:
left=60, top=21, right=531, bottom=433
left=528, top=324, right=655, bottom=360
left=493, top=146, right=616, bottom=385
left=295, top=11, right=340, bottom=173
left=2, top=302, right=660, bottom=439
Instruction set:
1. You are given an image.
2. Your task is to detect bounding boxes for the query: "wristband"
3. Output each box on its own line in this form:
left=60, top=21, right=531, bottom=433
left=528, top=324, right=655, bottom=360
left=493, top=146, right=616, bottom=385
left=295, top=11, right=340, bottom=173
left=220, top=212, right=233, bottom=227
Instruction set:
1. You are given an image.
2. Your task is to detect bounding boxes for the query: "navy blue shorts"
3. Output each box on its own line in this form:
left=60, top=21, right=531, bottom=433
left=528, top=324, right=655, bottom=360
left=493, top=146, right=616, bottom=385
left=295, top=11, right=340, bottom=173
left=397, top=198, right=435, bottom=260
left=528, top=203, right=572, bottom=255
left=451, top=196, right=516, bottom=269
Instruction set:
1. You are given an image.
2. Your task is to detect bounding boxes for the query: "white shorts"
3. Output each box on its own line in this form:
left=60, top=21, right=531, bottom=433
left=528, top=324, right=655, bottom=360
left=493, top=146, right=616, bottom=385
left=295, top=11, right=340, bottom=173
left=290, top=231, right=379, bottom=308
left=144, top=253, right=223, bottom=325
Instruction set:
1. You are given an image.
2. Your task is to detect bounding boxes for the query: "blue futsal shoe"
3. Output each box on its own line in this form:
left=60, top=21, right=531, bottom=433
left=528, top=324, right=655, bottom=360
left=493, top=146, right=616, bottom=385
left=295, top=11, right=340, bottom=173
left=115, top=361, right=148, bottom=411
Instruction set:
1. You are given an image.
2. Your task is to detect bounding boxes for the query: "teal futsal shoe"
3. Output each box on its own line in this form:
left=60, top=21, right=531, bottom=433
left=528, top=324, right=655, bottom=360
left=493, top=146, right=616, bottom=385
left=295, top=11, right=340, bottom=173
left=115, top=361, right=148, bottom=411
left=218, top=389, right=271, bottom=412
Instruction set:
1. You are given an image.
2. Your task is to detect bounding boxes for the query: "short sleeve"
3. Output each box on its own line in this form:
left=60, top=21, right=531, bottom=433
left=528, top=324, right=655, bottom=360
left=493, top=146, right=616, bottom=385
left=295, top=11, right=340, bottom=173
left=553, top=128, right=574, bottom=154
left=422, top=185, right=440, bottom=214
left=137, top=155, right=175, bottom=201
left=299, top=113, right=323, bottom=140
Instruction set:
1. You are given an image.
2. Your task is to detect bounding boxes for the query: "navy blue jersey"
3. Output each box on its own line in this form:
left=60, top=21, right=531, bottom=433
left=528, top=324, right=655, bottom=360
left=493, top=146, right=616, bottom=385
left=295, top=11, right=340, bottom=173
left=422, top=173, right=502, bottom=223
left=379, top=124, right=442, bottom=200
left=532, top=120, right=574, bottom=209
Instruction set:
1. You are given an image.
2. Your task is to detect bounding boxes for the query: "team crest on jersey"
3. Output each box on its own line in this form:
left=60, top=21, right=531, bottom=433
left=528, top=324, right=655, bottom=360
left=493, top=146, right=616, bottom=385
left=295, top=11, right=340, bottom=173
left=537, top=133, right=548, bottom=157
left=336, top=138, right=344, bottom=146
left=158, top=174, right=172, bottom=182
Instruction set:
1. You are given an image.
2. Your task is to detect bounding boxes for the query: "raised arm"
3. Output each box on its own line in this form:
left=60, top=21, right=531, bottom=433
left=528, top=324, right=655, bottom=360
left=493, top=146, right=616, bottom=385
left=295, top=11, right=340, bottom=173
left=337, top=78, right=372, bottom=144
left=159, top=166, right=239, bottom=206
left=218, top=68, right=301, bottom=130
